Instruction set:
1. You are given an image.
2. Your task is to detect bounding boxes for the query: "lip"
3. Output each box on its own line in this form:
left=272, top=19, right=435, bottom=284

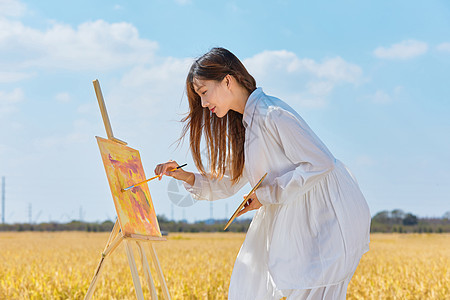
left=210, top=106, right=216, bottom=113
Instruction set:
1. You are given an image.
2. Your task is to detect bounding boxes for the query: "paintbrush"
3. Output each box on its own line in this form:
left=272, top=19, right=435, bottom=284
left=121, top=163, right=187, bottom=192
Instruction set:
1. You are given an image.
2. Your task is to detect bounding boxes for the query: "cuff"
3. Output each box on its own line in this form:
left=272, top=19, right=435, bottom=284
left=182, top=172, right=205, bottom=200
left=255, top=184, right=272, bottom=206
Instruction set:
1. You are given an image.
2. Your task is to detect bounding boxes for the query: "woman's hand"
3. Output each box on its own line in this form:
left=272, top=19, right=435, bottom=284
left=236, top=192, right=262, bottom=217
left=154, top=160, right=185, bottom=181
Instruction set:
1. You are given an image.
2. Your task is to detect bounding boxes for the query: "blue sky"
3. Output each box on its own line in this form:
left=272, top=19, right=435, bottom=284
left=1, top=0, right=449, bottom=224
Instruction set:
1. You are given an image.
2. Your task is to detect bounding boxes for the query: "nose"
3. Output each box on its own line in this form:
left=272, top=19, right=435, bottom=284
left=201, top=97, right=209, bottom=108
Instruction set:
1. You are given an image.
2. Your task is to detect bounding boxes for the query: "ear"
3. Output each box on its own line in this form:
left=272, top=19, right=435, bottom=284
left=224, top=74, right=233, bottom=89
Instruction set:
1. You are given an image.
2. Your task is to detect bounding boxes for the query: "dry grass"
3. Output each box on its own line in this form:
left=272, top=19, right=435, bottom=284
left=0, top=232, right=448, bottom=299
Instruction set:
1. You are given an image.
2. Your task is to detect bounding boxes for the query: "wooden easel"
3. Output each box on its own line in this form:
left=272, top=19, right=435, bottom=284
left=84, top=80, right=171, bottom=300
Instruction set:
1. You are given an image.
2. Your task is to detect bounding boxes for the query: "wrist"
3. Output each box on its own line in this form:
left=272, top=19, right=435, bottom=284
left=181, top=171, right=195, bottom=186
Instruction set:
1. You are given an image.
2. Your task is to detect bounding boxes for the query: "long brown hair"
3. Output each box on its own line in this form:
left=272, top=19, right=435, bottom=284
left=179, top=47, right=256, bottom=184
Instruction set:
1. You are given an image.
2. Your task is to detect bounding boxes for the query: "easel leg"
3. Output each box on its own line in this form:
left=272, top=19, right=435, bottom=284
left=105, top=219, right=120, bottom=246
left=84, top=257, right=105, bottom=300
left=84, top=220, right=172, bottom=300
left=124, top=240, right=145, bottom=300
left=84, top=221, right=122, bottom=300
left=136, top=241, right=158, bottom=300
left=148, top=243, right=171, bottom=300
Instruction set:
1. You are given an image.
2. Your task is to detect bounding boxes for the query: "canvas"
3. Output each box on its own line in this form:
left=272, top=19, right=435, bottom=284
left=96, top=136, right=161, bottom=238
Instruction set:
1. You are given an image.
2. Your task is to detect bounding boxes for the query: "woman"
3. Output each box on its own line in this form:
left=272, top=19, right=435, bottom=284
left=154, top=47, right=371, bottom=299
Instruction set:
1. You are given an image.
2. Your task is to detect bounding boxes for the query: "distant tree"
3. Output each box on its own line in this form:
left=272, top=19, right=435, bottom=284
left=157, top=214, right=169, bottom=223
left=391, top=209, right=405, bottom=224
left=100, top=220, right=114, bottom=231
left=443, top=211, right=450, bottom=220
left=403, top=213, right=418, bottom=226
left=372, top=210, right=390, bottom=223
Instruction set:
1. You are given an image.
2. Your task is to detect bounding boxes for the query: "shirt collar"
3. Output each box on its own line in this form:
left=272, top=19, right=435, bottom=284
left=242, top=87, right=263, bottom=128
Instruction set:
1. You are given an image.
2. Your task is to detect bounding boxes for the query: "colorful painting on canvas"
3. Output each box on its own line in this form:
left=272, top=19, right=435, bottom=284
left=96, top=136, right=161, bottom=238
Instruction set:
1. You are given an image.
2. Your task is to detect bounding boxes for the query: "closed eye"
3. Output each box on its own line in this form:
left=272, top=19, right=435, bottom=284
left=202, top=90, right=207, bottom=95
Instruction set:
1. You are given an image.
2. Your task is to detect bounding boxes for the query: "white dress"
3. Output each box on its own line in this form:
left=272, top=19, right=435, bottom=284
left=183, top=88, right=371, bottom=299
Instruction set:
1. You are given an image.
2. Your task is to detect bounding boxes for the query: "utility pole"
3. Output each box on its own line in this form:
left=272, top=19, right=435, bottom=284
left=210, top=202, right=213, bottom=220
left=79, top=206, right=83, bottom=221
left=28, top=203, right=32, bottom=224
left=1, top=176, right=5, bottom=224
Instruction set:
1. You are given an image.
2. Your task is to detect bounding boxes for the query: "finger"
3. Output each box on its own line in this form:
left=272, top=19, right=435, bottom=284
left=158, top=164, right=165, bottom=175
left=242, top=201, right=249, bottom=209
left=237, top=205, right=250, bottom=217
left=247, top=201, right=257, bottom=210
left=162, top=165, right=172, bottom=177
left=161, top=167, right=171, bottom=179
left=155, top=165, right=162, bottom=179
left=164, top=161, right=177, bottom=173
left=237, top=207, right=247, bottom=217
left=158, top=165, right=164, bottom=180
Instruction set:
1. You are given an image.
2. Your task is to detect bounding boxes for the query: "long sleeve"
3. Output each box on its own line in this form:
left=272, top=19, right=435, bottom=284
left=182, top=168, right=249, bottom=201
left=255, top=106, right=335, bottom=205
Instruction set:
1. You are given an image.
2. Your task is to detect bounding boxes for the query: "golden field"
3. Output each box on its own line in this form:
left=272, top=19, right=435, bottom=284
left=0, top=232, right=448, bottom=299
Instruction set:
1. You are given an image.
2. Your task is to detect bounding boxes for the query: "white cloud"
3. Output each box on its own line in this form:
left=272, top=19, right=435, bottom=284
left=0, top=18, right=159, bottom=71
left=32, top=119, right=94, bottom=150
left=175, top=0, right=191, bottom=4
left=311, top=57, right=362, bottom=83
left=55, top=92, right=71, bottom=103
left=244, top=50, right=363, bottom=108
left=104, top=57, right=193, bottom=133
left=0, top=88, right=24, bottom=116
left=371, top=90, right=391, bottom=104
left=0, top=71, right=33, bottom=83
left=373, top=40, right=428, bottom=60
left=306, top=81, right=334, bottom=96
left=245, top=50, right=362, bottom=83
left=284, top=93, right=327, bottom=109
left=436, top=42, right=450, bottom=53
left=0, top=0, right=26, bottom=17
left=365, top=86, right=403, bottom=104
left=244, top=50, right=297, bottom=74
left=66, top=56, right=193, bottom=149
left=120, top=57, right=192, bottom=88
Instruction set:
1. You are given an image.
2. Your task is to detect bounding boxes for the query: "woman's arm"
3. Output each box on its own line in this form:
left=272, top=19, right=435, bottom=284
left=179, top=171, right=195, bottom=186
left=183, top=168, right=249, bottom=201
left=255, top=106, right=335, bottom=205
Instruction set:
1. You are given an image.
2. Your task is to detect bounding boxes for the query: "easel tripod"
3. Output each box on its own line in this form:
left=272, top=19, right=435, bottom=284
left=84, top=80, right=171, bottom=300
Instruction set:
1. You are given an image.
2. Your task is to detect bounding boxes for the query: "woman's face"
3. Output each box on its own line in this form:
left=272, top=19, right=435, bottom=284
left=193, top=77, right=232, bottom=118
